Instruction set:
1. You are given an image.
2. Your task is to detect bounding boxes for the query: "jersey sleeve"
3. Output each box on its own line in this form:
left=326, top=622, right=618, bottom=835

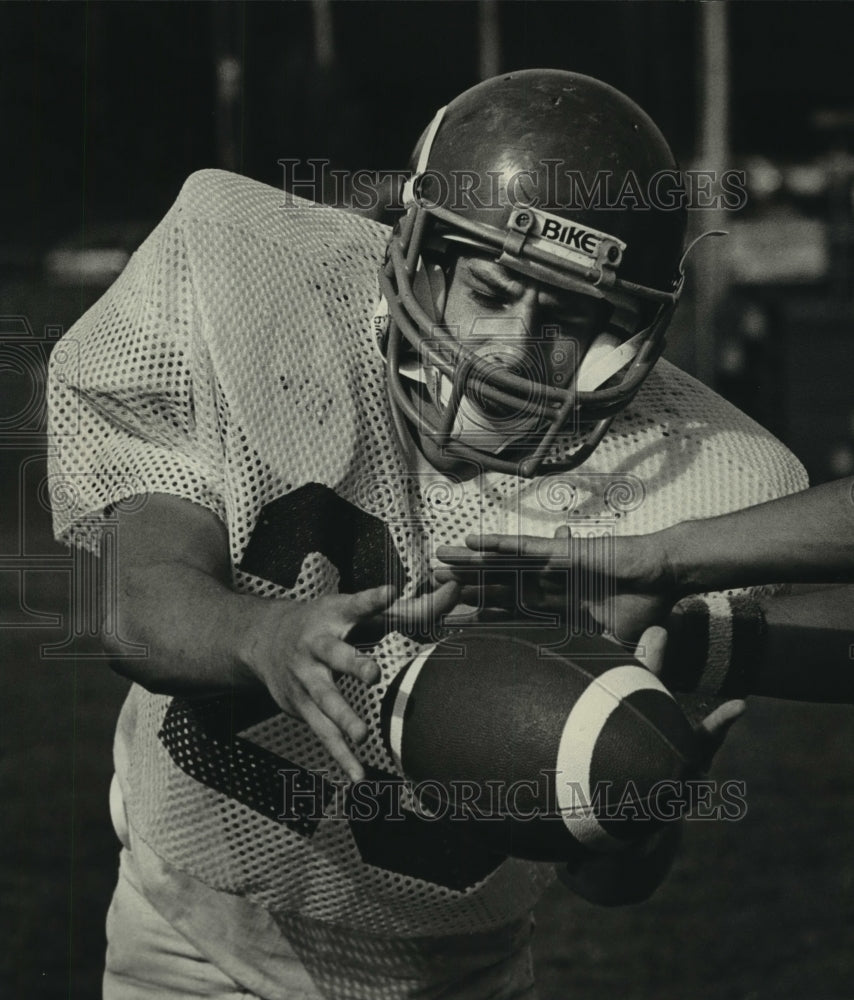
left=47, top=192, right=226, bottom=552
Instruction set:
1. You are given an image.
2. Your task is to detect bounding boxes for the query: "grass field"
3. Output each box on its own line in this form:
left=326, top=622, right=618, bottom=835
left=2, top=282, right=853, bottom=998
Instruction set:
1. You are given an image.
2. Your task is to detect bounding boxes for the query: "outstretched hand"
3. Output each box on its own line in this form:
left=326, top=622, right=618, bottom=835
left=635, top=625, right=746, bottom=767
left=556, top=625, right=745, bottom=907
left=250, top=585, right=396, bottom=781
left=373, top=580, right=462, bottom=640
left=250, top=581, right=462, bottom=782
left=435, top=526, right=679, bottom=644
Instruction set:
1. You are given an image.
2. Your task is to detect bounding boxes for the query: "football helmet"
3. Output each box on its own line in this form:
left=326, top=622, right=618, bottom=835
left=379, top=69, right=688, bottom=477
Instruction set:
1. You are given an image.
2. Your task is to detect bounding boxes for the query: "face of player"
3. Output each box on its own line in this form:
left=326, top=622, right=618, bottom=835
left=443, top=254, right=608, bottom=380
left=444, top=257, right=608, bottom=360
left=412, top=253, right=612, bottom=477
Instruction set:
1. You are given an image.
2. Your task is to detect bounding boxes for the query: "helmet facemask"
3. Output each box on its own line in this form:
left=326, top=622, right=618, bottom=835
left=378, top=72, right=687, bottom=478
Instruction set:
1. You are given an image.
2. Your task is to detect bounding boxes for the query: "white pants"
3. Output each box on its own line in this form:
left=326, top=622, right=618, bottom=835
left=103, top=780, right=536, bottom=1000
left=102, top=849, right=538, bottom=1000
left=103, top=849, right=322, bottom=1000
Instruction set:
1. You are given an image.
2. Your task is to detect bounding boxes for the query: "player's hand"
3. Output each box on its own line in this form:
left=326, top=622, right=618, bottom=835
left=248, top=585, right=399, bottom=782
left=557, top=626, right=745, bottom=906
left=347, top=580, right=462, bottom=644
left=381, top=580, right=462, bottom=639
left=435, top=527, right=678, bottom=644
left=635, top=625, right=746, bottom=770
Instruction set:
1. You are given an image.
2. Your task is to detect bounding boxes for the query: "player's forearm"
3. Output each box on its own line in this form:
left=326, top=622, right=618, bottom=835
left=664, top=584, right=854, bottom=703
left=750, top=585, right=854, bottom=702
left=105, top=559, right=274, bottom=695
left=660, top=478, right=854, bottom=595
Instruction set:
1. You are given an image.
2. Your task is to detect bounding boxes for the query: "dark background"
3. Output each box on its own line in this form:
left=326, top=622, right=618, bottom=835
left=2, top=2, right=853, bottom=998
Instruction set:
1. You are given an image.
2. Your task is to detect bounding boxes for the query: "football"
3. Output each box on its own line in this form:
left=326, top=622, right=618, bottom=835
left=380, top=627, right=702, bottom=862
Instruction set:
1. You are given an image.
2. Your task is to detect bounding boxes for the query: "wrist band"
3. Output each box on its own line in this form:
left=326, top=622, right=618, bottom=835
left=672, top=592, right=767, bottom=697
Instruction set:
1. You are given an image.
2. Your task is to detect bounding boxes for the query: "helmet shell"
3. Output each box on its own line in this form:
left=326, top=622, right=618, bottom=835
left=415, top=69, right=686, bottom=292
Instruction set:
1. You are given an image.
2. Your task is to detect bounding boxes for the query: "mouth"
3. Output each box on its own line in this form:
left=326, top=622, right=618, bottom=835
left=466, top=391, right=530, bottom=423
left=465, top=355, right=546, bottom=425
left=400, top=352, right=552, bottom=454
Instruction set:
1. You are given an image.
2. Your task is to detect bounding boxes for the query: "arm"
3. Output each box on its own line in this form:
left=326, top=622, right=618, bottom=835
left=435, top=479, right=854, bottom=703
left=663, top=584, right=854, bottom=703
left=658, top=477, right=854, bottom=594
left=436, top=477, right=854, bottom=604
left=106, top=493, right=397, bottom=781
left=45, top=190, right=457, bottom=780
left=636, top=480, right=854, bottom=701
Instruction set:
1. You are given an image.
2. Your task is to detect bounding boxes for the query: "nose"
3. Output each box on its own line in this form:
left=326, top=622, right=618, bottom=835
left=468, top=283, right=538, bottom=342
left=467, top=317, right=534, bottom=382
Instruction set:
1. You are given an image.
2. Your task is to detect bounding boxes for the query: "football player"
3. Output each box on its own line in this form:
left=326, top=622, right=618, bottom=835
left=48, top=70, right=805, bottom=999
left=437, top=476, right=854, bottom=701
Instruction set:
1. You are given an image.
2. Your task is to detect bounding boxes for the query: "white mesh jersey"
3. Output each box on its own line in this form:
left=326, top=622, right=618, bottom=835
left=48, top=169, right=806, bottom=977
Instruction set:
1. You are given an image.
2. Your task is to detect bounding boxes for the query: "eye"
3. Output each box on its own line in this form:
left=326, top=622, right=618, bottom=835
left=546, top=313, right=594, bottom=332
left=545, top=301, right=612, bottom=333
left=468, top=287, right=512, bottom=309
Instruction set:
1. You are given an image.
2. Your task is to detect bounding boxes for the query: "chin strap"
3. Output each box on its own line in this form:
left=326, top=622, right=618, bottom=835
left=576, top=330, right=645, bottom=393
left=571, top=230, right=727, bottom=394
